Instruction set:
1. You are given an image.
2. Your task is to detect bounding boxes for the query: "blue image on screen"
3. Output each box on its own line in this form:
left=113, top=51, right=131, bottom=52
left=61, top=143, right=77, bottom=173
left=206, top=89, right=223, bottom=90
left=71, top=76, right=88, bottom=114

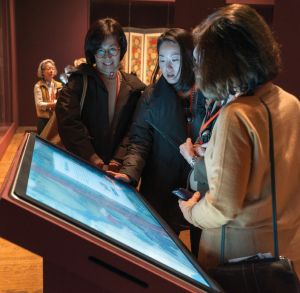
left=26, top=138, right=210, bottom=287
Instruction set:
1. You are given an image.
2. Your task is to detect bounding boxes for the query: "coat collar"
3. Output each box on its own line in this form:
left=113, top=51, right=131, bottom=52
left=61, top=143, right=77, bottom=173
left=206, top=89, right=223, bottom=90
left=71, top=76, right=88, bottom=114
left=253, top=82, right=275, bottom=100
left=152, top=76, right=177, bottom=98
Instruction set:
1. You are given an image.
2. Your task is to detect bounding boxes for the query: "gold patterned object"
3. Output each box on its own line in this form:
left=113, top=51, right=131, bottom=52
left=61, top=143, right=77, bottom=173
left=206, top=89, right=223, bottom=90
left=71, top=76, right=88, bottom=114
left=124, top=28, right=166, bottom=84
left=144, top=33, right=161, bottom=84
left=129, top=33, right=144, bottom=81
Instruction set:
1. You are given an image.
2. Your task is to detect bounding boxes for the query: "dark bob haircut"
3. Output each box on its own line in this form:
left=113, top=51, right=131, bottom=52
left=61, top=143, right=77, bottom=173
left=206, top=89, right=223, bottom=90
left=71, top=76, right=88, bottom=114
left=193, top=4, right=281, bottom=100
left=84, top=18, right=127, bottom=65
left=157, top=28, right=195, bottom=90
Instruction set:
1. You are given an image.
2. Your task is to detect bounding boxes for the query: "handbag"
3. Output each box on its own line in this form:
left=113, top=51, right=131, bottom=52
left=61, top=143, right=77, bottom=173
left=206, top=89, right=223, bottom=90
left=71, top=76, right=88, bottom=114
left=208, top=99, right=300, bottom=293
left=40, top=74, right=88, bottom=147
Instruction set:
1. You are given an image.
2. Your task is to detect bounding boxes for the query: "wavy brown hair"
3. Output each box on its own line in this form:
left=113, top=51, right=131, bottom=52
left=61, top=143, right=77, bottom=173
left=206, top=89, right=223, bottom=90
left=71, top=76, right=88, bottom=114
left=193, top=4, right=281, bottom=100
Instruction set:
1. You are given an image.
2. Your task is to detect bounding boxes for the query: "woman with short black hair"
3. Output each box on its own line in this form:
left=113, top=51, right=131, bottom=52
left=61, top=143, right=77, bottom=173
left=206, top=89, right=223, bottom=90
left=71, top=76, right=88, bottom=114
left=56, top=18, right=145, bottom=170
left=84, top=18, right=127, bottom=67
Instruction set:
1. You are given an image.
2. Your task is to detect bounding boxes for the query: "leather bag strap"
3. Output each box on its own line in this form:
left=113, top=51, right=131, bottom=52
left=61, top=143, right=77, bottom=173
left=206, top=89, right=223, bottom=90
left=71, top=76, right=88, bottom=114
left=260, top=98, right=279, bottom=259
left=79, top=74, right=88, bottom=115
left=220, top=98, right=279, bottom=263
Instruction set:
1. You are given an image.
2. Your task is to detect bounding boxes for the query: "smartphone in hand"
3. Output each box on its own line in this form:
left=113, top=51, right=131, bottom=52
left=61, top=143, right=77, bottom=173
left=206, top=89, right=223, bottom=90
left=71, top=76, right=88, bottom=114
left=172, top=188, right=194, bottom=201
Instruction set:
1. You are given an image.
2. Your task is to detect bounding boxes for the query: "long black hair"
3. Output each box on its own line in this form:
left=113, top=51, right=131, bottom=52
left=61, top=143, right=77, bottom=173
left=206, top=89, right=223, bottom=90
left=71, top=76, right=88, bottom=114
left=156, top=28, right=195, bottom=90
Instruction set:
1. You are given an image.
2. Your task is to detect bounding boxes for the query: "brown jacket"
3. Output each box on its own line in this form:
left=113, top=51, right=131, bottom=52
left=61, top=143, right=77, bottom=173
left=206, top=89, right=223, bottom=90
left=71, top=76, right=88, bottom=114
left=189, top=83, right=300, bottom=276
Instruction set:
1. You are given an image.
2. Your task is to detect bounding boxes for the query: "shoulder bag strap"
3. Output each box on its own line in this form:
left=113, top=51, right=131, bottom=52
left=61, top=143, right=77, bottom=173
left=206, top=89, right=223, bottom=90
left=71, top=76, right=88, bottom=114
left=220, top=98, right=279, bottom=263
left=260, top=98, right=279, bottom=259
left=79, top=74, right=88, bottom=116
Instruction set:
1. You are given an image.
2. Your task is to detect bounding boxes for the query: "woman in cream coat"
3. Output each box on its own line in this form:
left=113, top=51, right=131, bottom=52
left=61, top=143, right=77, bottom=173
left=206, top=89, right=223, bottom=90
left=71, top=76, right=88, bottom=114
left=34, top=59, right=62, bottom=134
left=179, top=4, right=300, bottom=277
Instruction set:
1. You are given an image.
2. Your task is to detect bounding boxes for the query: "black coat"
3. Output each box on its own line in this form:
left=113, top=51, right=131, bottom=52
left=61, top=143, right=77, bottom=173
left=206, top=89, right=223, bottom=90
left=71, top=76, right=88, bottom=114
left=56, top=64, right=145, bottom=164
left=120, top=77, right=206, bottom=232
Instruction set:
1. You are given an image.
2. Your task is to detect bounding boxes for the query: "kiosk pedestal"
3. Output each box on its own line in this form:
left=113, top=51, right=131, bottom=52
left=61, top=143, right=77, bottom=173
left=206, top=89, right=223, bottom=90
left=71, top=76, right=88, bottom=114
left=43, top=260, right=103, bottom=293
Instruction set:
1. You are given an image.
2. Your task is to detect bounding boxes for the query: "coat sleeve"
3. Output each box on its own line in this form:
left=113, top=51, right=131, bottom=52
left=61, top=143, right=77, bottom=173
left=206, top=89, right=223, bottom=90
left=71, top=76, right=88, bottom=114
left=112, top=134, right=129, bottom=163
left=192, top=158, right=209, bottom=195
left=55, top=74, right=96, bottom=161
left=188, top=106, right=252, bottom=229
left=112, top=88, right=145, bottom=164
left=34, top=83, right=47, bottom=110
left=119, top=88, right=154, bottom=186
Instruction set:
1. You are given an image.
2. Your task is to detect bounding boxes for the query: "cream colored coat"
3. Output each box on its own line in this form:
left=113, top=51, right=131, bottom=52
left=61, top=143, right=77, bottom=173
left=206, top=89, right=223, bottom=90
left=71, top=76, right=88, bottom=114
left=34, top=80, right=62, bottom=119
left=187, top=83, right=300, bottom=277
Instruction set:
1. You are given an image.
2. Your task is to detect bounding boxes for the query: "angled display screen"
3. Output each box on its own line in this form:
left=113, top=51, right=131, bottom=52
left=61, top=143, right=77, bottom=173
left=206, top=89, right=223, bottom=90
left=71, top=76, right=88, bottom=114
left=13, top=134, right=221, bottom=292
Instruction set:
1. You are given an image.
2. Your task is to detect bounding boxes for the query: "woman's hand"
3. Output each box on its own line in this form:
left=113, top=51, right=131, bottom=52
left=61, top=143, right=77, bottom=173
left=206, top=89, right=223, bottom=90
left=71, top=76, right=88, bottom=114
left=179, top=138, right=196, bottom=165
left=106, top=171, right=131, bottom=183
left=108, top=160, right=122, bottom=172
left=46, top=101, right=56, bottom=111
left=89, top=153, right=104, bottom=169
left=194, top=142, right=208, bottom=157
left=178, top=191, right=201, bottom=223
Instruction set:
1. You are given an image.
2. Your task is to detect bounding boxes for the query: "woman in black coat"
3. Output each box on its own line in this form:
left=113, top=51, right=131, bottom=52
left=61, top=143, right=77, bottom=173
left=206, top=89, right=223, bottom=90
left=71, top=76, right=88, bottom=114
left=56, top=18, right=145, bottom=170
left=112, top=28, right=206, bottom=234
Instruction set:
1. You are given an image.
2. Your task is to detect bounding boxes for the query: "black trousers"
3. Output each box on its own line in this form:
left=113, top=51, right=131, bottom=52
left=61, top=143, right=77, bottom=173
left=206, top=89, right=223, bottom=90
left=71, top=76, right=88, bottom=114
left=37, top=117, right=49, bottom=134
left=190, top=224, right=202, bottom=257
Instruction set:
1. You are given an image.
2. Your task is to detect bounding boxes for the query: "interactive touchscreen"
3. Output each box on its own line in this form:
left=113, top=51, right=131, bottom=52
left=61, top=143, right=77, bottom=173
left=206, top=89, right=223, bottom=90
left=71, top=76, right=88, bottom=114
left=13, top=134, right=219, bottom=291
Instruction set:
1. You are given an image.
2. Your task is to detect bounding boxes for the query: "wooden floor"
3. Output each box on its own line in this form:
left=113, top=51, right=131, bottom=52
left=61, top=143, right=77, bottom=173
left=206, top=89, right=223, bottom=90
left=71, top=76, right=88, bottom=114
left=0, top=127, right=190, bottom=293
left=0, top=127, right=43, bottom=293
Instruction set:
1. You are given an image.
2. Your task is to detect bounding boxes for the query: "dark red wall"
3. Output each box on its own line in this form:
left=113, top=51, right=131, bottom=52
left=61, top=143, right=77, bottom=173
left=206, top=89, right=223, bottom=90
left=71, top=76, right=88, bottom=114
left=174, top=0, right=224, bottom=30
left=174, top=0, right=300, bottom=99
left=14, top=0, right=300, bottom=126
left=273, top=0, right=300, bottom=98
left=15, top=0, right=89, bottom=126
left=91, top=1, right=175, bottom=28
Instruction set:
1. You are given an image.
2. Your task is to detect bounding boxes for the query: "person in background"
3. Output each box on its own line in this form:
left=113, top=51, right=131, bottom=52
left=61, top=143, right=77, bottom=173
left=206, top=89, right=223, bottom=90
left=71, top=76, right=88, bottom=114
left=73, top=57, right=86, bottom=67
left=179, top=4, right=300, bottom=276
left=34, top=59, right=62, bottom=134
left=110, top=28, right=206, bottom=236
left=56, top=18, right=145, bottom=171
left=60, top=58, right=87, bottom=85
left=59, top=64, right=75, bottom=85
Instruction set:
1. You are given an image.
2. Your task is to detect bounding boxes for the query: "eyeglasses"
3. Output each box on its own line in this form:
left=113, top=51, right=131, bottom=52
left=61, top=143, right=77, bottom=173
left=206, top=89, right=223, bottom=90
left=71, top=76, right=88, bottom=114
left=95, top=47, right=120, bottom=58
